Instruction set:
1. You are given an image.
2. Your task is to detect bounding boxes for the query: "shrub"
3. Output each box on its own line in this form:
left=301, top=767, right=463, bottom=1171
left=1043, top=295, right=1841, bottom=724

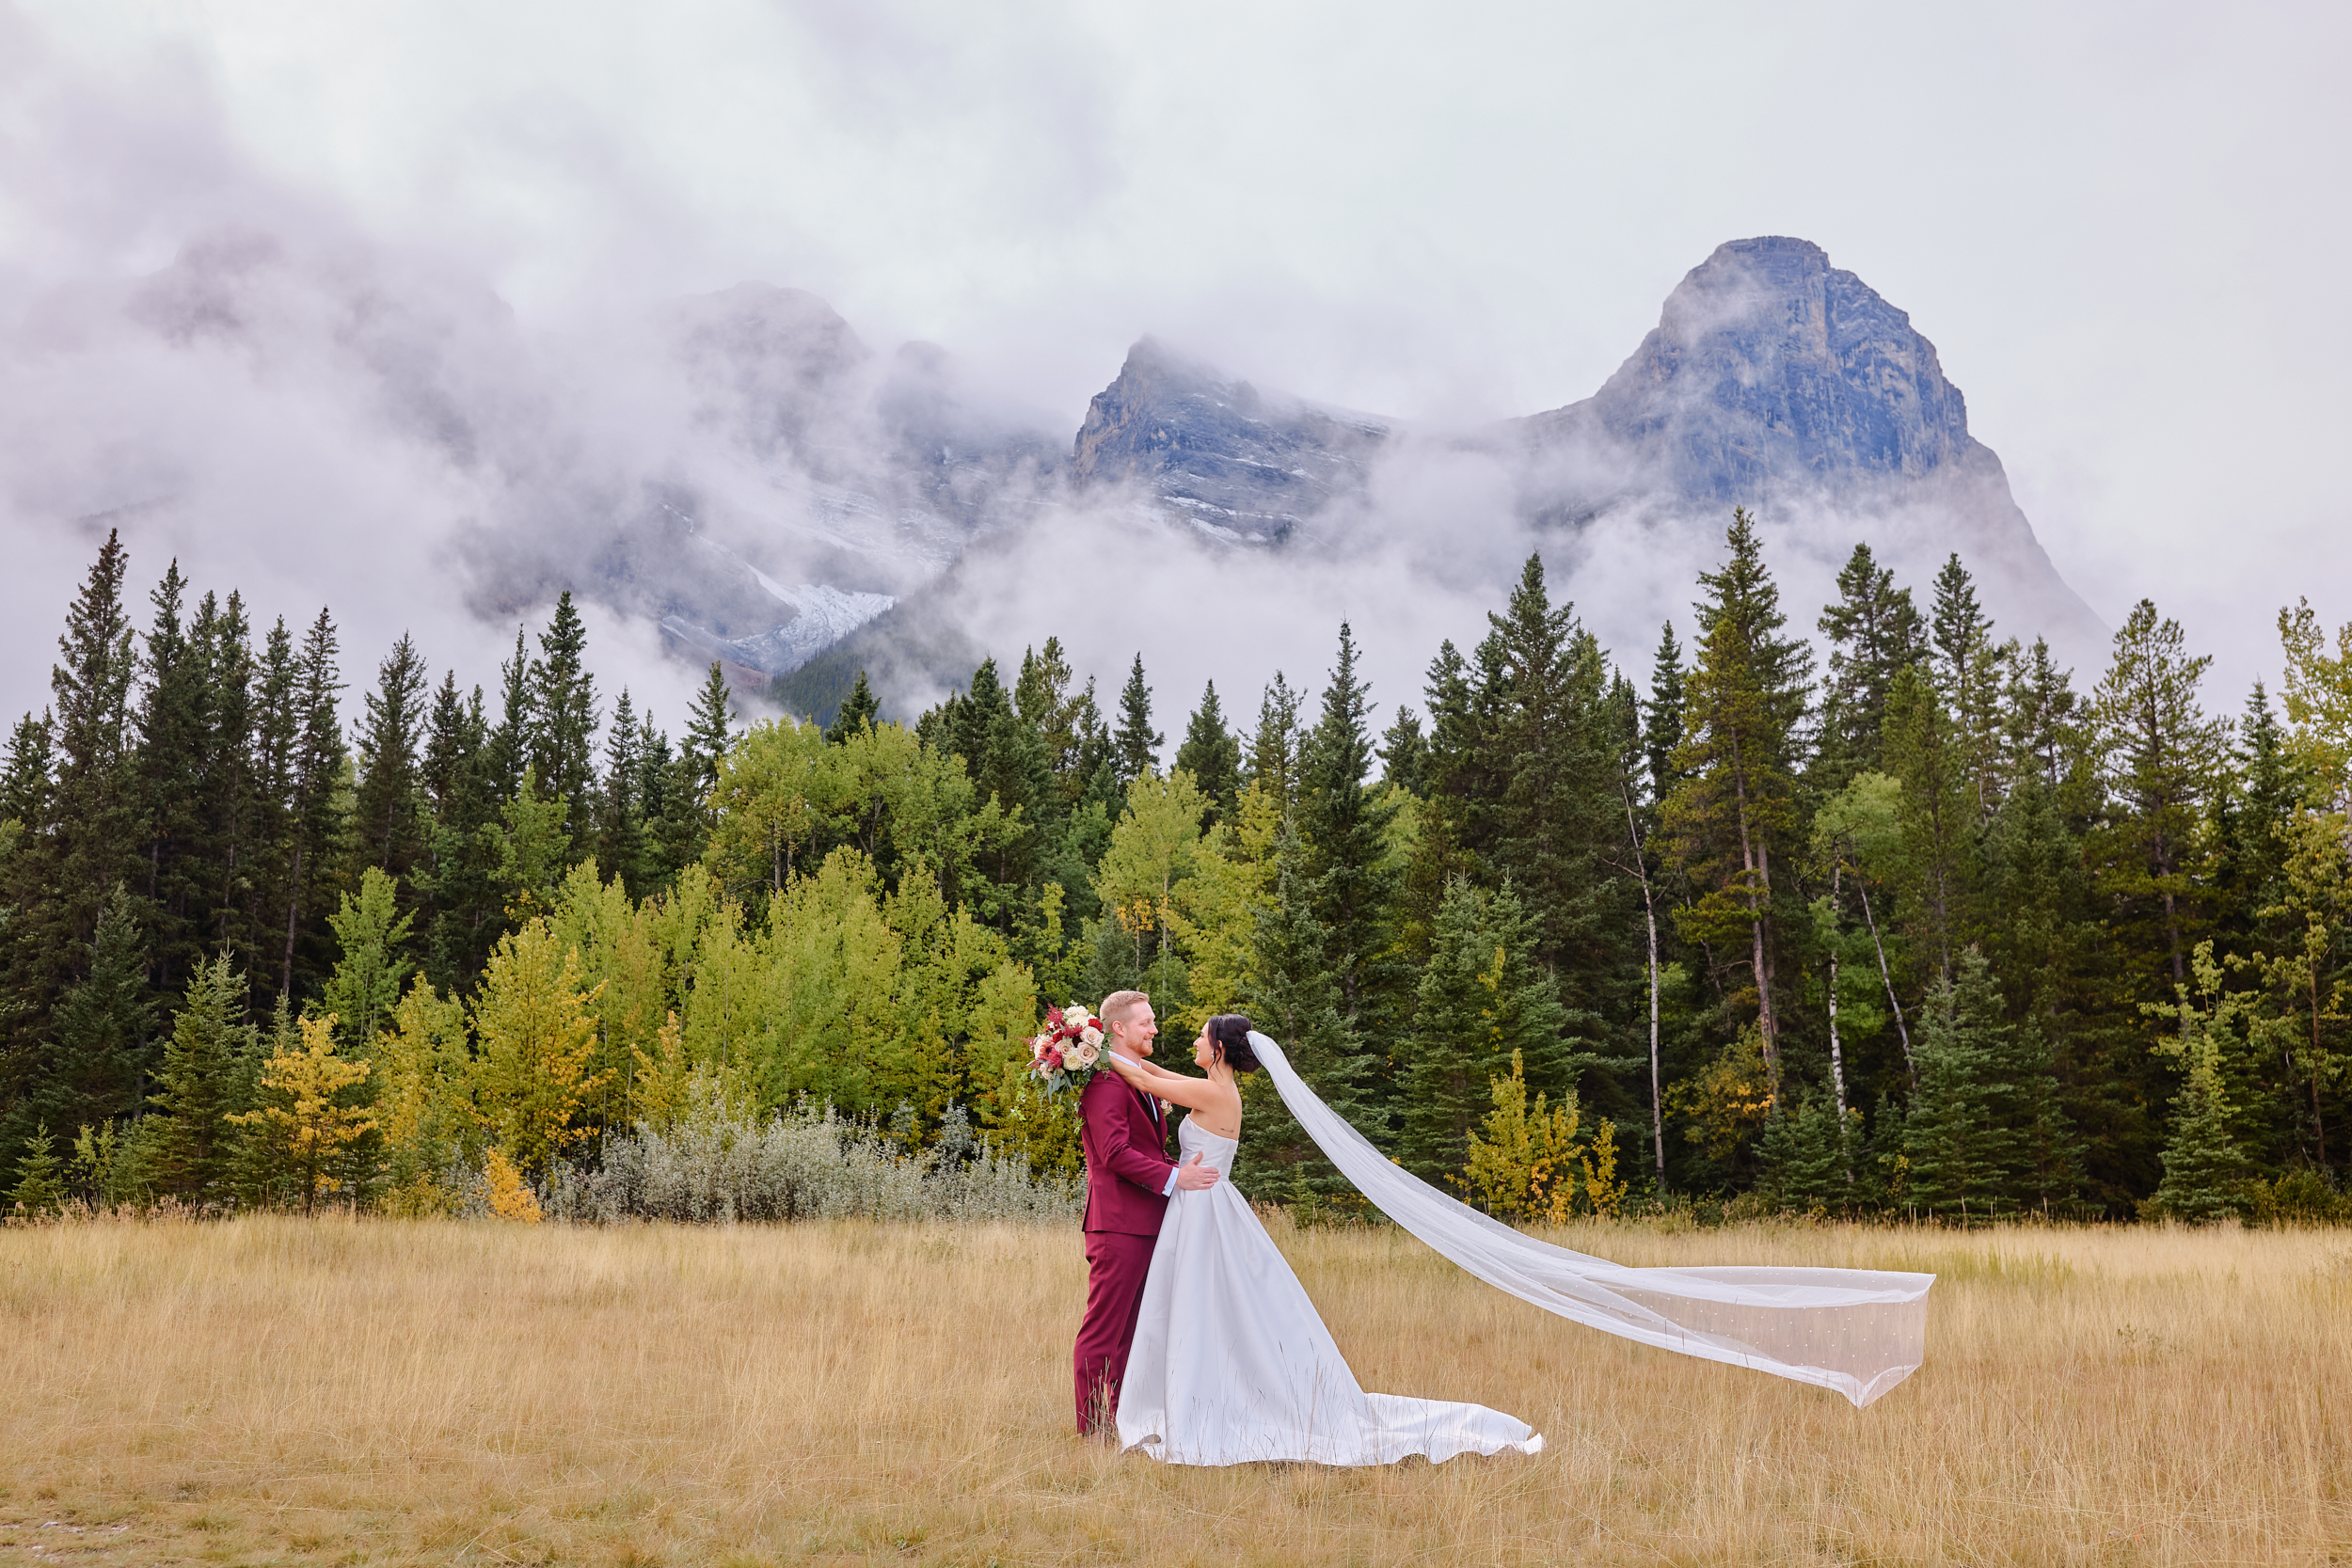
left=2246, top=1168, right=2352, bottom=1227
left=545, top=1099, right=1081, bottom=1226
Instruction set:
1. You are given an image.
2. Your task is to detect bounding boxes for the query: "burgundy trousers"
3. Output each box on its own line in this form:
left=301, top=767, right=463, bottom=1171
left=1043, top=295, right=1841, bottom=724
left=1073, top=1230, right=1156, bottom=1433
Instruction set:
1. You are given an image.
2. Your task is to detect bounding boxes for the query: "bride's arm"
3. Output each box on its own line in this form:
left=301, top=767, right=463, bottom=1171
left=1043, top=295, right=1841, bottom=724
left=1104, top=1053, right=1228, bottom=1113
left=1116, top=1053, right=1190, bottom=1085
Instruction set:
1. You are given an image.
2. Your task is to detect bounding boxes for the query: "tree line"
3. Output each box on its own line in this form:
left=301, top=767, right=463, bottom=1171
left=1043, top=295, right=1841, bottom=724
left=6, top=513, right=2350, bottom=1223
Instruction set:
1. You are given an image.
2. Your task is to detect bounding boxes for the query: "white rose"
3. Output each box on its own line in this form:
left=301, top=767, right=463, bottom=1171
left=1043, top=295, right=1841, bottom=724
left=1070, top=1041, right=1100, bottom=1069
left=1080, top=1025, right=1104, bottom=1048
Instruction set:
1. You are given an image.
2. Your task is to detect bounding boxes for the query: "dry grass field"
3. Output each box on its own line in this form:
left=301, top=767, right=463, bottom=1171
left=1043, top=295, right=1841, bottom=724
left=3, top=1213, right=2347, bottom=1567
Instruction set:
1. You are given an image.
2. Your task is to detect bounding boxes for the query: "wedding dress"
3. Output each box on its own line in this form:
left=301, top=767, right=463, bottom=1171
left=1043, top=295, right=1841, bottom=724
left=1116, top=1115, right=1545, bottom=1465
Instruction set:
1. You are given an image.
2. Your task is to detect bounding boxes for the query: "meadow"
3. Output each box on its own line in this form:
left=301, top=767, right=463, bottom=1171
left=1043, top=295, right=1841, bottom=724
left=3, top=1214, right=2347, bottom=1567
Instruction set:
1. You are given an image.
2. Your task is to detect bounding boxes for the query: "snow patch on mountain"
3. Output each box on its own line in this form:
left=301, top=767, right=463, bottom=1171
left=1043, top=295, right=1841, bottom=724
left=743, top=577, right=899, bottom=670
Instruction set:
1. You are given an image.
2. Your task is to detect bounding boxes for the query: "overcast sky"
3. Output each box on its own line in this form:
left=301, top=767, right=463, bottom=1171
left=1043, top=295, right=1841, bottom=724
left=3, top=0, right=2346, bottom=717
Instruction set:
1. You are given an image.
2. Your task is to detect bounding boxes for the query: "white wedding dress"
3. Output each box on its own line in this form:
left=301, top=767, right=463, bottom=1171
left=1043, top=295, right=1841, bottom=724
left=1115, top=1033, right=1932, bottom=1467
left=1115, top=1115, right=1544, bottom=1466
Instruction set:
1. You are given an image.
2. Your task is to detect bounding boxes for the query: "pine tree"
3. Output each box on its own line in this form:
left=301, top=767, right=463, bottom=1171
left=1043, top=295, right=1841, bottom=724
left=1174, top=681, right=1243, bottom=825
left=5, top=531, right=142, bottom=1118
left=1883, top=663, right=1969, bottom=988
left=1642, top=622, right=1686, bottom=805
left=1295, top=622, right=1406, bottom=1047
left=1396, top=877, right=1569, bottom=1182
left=45, top=530, right=142, bottom=939
left=1660, top=511, right=1813, bottom=1097
left=635, top=717, right=700, bottom=892
left=1012, top=639, right=1097, bottom=804
left=529, top=591, right=598, bottom=848
left=1477, top=556, right=1628, bottom=1050
left=596, top=689, right=644, bottom=892
left=421, top=677, right=502, bottom=995
left=1929, top=554, right=2012, bottom=823
left=1815, top=544, right=1923, bottom=787
left=242, top=616, right=301, bottom=1003
left=2089, top=599, right=2231, bottom=1010
left=133, top=560, right=215, bottom=998
left=1240, top=819, right=1364, bottom=1200
left=1761, top=1092, right=1852, bottom=1211
left=681, top=661, right=736, bottom=821
left=143, top=952, right=258, bottom=1202
left=353, top=633, right=429, bottom=884
left=485, top=626, right=532, bottom=805
left=8, top=1125, right=65, bottom=1215
left=33, top=888, right=153, bottom=1136
left=1113, top=654, right=1162, bottom=784
left=1, top=710, right=52, bottom=827
left=2004, top=637, right=2084, bottom=798
left=1408, top=633, right=1506, bottom=1003
left=948, top=657, right=1051, bottom=899
left=496, top=769, right=571, bottom=919
left=2222, top=683, right=2303, bottom=950
left=1423, top=633, right=1510, bottom=842
left=2249, top=804, right=2352, bottom=1172
left=1247, top=671, right=1303, bottom=805
left=1898, top=945, right=2073, bottom=1216
left=1979, top=774, right=2100, bottom=1196
left=276, top=609, right=348, bottom=1003
left=826, top=671, right=882, bottom=743
left=1376, top=705, right=1428, bottom=796
left=1901, top=948, right=2017, bottom=1219
left=192, top=592, right=262, bottom=974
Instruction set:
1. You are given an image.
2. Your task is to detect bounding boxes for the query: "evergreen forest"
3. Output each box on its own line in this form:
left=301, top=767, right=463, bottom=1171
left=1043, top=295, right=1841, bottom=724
left=7, top=511, right=2352, bottom=1226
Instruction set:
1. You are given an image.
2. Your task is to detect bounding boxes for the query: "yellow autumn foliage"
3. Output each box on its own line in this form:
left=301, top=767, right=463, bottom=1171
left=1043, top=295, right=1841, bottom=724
left=1462, top=1050, right=1622, bottom=1222
left=481, top=1147, right=542, bottom=1224
left=228, top=1013, right=375, bottom=1215
left=470, top=920, right=612, bottom=1176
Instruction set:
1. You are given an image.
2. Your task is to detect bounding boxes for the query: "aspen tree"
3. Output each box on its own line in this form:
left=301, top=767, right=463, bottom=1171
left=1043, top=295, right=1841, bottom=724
left=469, top=921, right=609, bottom=1175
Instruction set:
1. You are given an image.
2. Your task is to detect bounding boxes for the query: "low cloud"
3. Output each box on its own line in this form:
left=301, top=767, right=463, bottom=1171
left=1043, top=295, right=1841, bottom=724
left=0, top=10, right=2224, bottom=754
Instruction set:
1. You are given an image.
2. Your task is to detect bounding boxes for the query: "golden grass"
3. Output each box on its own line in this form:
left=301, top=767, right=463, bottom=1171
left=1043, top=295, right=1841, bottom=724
left=3, top=1214, right=2347, bottom=1566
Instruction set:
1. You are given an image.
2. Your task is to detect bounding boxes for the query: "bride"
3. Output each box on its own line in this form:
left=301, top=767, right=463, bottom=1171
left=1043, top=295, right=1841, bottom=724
left=1104, top=1013, right=1544, bottom=1466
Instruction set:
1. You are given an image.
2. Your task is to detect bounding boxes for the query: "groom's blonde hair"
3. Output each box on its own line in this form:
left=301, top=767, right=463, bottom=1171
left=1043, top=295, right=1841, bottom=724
left=1100, top=990, right=1151, bottom=1033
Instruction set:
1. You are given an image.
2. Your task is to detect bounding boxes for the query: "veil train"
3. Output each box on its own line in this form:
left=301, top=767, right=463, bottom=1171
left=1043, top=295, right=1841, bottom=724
left=1247, top=1031, right=1933, bottom=1407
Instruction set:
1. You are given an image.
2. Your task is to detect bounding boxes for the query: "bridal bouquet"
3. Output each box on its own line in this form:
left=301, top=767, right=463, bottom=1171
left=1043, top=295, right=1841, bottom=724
left=1025, top=1003, right=1105, bottom=1098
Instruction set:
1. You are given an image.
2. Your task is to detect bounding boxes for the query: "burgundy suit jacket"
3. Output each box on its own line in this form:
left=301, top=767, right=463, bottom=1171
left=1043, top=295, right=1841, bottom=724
left=1078, top=1067, right=1175, bottom=1235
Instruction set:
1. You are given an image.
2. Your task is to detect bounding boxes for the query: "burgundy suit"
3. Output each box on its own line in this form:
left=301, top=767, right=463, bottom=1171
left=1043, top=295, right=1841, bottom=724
left=1072, top=1066, right=1175, bottom=1433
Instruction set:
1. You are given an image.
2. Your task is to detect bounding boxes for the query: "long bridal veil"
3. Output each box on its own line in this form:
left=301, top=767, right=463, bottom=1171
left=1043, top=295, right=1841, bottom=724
left=1247, top=1032, right=1933, bottom=1408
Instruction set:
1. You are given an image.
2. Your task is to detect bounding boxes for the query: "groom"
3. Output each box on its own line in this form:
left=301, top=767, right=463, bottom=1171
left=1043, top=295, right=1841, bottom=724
left=1073, top=990, right=1218, bottom=1435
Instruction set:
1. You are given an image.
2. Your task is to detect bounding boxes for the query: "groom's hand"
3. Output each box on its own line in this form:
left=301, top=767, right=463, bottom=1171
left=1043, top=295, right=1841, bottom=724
left=1172, top=1152, right=1220, bottom=1191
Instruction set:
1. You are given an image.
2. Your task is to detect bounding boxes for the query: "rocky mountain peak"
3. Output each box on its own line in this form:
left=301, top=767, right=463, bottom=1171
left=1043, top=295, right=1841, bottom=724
left=1565, top=235, right=1979, bottom=507
left=1069, top=337, right=1388, bottom=543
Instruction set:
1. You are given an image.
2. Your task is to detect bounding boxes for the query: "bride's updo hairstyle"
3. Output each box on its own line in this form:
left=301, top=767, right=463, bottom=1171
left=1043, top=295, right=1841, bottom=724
left=1207, top=1015, right=1262, bottom=1075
